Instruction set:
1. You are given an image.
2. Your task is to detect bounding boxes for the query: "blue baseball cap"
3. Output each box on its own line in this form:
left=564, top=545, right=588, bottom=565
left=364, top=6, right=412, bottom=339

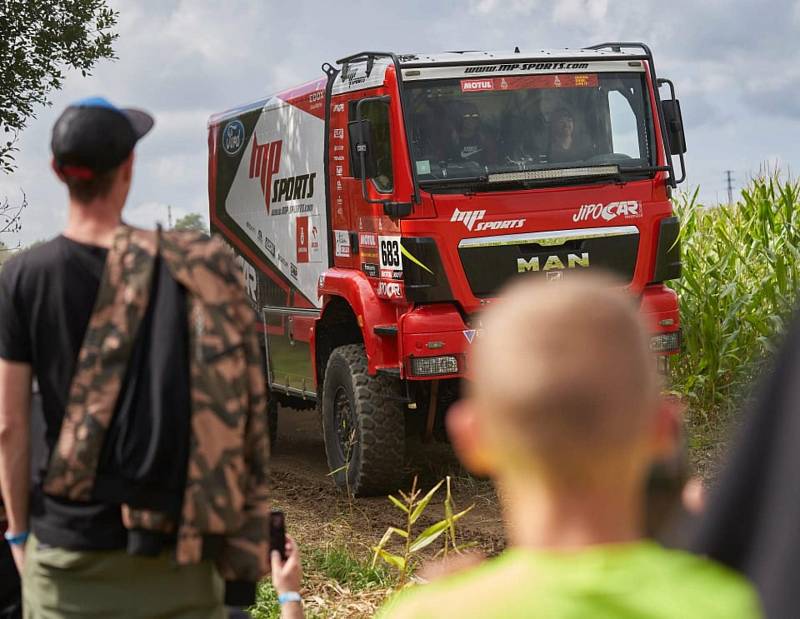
left=51, top=97, right=154, bottom=180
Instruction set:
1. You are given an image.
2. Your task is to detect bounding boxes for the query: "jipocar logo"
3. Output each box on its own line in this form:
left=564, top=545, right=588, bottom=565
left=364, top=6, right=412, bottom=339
left=222, top=120, right=245, bottom=156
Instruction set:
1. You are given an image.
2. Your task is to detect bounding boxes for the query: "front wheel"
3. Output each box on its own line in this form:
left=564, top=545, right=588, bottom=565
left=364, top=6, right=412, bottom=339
left=321, top=344, right=405, bottom=496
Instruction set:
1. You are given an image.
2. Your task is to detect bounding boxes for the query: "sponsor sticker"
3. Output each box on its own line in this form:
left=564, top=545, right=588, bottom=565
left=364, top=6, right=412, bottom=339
left=333, top=128, right=344, bottom=139
left=416, top=160, right=431, bottom=175
left=362, top=262, right=379, bottom=277
left=334, top=229, right=351, bottom=258
left=290, top=263, right=298, bottom=279
left=377, top=280, right=404, bottom=299
left=359, top=232, right=377, bottom=248
left=460, top=74, right=598, bottom=93
left=451, top=208, right=525, bottom=232
left=222, top=119, right=245, bottom=156
left=572, top=201, right=642, bottom=223
left=463, top=329, right=477, bottom=344
left=378, top=236, right=402, bottom=272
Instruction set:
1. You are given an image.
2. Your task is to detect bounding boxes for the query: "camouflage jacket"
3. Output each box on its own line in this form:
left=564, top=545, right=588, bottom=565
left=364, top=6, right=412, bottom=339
left=43, top=225, right=270, bottom=582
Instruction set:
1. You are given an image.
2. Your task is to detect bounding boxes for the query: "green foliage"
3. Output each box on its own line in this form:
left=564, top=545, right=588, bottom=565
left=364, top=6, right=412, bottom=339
left=671, top=176, right=800, bottom=426
left=250, top=544, right=388, bottom=619
left=372, top=477, right=475, bottom=585
left=0, top=0, right=118, bottom=172
left=308, top=545, right=393, bottom=590
left=173, top=212, right=208, bottom=233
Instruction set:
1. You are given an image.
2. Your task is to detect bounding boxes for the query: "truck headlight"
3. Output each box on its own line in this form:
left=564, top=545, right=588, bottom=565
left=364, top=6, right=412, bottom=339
left=650, top=331, right=681, bottom=353
left=410, top=355, right=459, bottom=377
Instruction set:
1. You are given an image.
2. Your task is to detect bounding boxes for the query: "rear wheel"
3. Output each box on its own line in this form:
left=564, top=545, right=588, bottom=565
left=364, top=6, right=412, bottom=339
left=321, top=344, right=405, bottom=496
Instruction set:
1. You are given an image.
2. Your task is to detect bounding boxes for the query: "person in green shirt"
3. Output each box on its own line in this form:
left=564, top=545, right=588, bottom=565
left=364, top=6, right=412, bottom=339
left=380, top=274, right=761, bottom=619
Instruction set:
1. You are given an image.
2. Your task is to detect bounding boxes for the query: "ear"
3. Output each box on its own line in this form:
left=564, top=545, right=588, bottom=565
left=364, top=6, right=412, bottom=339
left=446, top=399, right=495, bottom=476
left=650, top=394, right=683, bottom=460
left=120, top=152, right=134, bottom=182
left=51, top=158, right=65, bottom=181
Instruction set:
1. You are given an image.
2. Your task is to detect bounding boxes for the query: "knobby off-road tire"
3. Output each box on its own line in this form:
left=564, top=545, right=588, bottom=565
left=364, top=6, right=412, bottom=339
left=321, top=344, right=405, bottom=497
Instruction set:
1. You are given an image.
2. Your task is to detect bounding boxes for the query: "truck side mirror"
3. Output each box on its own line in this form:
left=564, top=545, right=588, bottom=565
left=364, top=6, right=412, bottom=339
left=347, top=119, right=377, bottom=180
left=661, top=99, right=687, bottom=155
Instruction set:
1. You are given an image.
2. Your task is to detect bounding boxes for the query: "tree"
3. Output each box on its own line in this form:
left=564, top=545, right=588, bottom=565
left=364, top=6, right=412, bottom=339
left=0, top=1, right=119, bottom=173
left=0, top=191, right=26, bottom=246
left=173, top=213, right=208, bottom=234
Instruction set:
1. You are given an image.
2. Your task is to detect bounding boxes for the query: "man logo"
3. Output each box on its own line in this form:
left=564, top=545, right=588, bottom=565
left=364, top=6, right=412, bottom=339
left=517, top=253, right=590, bottom=273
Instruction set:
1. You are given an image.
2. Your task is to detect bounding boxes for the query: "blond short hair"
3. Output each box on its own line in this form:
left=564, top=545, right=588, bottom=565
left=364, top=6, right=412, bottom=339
left=470, top=273, right=659, bottom=485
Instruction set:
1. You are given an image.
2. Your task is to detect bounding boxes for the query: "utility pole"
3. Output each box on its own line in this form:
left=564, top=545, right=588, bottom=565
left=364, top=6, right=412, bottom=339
left=167, top=204, right=173, bottom=229
left=724, top=170, right=734, bottom=205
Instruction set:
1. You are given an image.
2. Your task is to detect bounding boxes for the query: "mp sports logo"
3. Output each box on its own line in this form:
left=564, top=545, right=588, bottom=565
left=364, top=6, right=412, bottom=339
left=451, top=208, right=526, bottom=232
left=451, top=208, right=486, bottom=231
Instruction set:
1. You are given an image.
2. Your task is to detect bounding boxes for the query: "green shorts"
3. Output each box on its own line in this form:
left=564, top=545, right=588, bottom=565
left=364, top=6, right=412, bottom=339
left=22, top=535, right=225, bottom=619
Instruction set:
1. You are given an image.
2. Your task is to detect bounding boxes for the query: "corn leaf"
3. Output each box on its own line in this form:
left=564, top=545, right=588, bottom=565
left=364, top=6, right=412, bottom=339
left=409, top=480, right=444, bottom=525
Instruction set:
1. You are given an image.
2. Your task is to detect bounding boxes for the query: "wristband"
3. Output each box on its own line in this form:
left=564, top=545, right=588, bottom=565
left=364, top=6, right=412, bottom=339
left=278, top=592, right=302, bottom=605
left=4, top=530, right=29, bottom=546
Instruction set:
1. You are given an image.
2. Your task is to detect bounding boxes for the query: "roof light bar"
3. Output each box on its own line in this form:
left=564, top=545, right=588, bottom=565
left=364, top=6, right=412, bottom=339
left=488, top=165, right=619, bottom=183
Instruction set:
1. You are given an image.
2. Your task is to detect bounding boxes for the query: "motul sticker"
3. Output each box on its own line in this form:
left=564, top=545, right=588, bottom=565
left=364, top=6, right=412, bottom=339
left=359, top=232, right=377, bottom=248
left=461, top=79, right=495, bottom=92
left=335, top=230, right=350, bottom=258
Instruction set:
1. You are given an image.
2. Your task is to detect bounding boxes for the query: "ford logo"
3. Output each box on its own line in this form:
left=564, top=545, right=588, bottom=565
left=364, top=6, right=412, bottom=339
left=222, top=120, right=245, bottom=156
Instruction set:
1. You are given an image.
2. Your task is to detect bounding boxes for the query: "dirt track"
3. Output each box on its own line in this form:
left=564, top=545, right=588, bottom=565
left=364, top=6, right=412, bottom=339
left=269, top=406, right=505, bottom=558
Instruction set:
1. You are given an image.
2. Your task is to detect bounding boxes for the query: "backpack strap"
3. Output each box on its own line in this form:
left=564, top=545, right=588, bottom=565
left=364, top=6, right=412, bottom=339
left=44, top=225, right=158, bottom=500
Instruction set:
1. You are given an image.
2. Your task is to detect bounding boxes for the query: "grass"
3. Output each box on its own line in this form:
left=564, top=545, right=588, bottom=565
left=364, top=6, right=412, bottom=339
left=250, top=543, right=395, bottom=619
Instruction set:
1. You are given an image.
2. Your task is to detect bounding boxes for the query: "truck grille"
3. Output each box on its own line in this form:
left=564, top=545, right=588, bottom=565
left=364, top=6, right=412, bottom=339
left=457, top=225, right=640, bottom=297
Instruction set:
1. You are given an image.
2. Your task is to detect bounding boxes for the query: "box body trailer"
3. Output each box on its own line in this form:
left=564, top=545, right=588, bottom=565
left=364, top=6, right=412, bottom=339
left=208, top=43, right=687, bottom=495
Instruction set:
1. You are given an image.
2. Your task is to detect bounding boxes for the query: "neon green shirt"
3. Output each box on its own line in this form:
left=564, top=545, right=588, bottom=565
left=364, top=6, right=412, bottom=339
left=379, top=542, right=761, bottom=619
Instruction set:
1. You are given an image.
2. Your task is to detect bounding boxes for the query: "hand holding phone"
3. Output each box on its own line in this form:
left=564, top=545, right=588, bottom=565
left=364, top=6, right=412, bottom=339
left=270, top=510, right=287, bottom=561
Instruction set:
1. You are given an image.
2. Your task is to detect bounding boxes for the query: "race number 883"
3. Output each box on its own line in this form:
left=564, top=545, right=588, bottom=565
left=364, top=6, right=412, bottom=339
left=379, top=236, right=402, bottom=271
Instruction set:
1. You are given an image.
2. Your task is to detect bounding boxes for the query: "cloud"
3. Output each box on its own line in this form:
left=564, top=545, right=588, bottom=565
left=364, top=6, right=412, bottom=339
left=3, top=0, right=800, bottom=246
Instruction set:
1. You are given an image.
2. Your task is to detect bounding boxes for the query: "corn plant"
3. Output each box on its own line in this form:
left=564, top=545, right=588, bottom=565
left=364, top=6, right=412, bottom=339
left=371, top=476, right=474, bottom=586
left=670, top=175, right=800, bottom=428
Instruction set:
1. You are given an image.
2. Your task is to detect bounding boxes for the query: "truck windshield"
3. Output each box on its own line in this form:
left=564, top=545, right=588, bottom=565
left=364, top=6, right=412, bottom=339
left=405, top=71, right=655, bottom=184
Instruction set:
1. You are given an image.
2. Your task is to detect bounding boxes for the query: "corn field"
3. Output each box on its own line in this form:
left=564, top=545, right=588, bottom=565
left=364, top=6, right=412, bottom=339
left=670, top=176, right=800, bottom=429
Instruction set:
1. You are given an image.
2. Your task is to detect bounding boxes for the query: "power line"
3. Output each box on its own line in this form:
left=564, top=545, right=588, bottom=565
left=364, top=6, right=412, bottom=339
left=724, top=170, right=734, bottom=205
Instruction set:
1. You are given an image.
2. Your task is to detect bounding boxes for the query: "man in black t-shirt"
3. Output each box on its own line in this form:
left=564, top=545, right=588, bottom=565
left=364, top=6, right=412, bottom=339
left=0, top=98, right=226, bottom=617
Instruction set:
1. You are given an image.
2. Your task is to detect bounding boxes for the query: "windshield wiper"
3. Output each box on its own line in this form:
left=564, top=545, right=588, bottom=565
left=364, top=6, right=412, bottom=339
left=418, top=175, right=489, bottom=188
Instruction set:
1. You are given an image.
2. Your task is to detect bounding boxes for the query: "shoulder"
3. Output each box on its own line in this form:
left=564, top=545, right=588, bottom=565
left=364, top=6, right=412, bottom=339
left=0, top=237, right=63, bottom=287
left=379, top=555, right=525, bottom=619
left=640, top=546, right=762, bottom=618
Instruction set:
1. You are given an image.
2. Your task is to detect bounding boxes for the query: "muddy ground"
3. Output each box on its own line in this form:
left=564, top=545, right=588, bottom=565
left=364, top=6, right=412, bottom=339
left=269, top=405, right=506, bottom=559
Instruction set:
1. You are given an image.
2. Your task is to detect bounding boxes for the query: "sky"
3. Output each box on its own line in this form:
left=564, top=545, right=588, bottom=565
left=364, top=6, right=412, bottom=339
left=3, top=0, right=799, bottom=246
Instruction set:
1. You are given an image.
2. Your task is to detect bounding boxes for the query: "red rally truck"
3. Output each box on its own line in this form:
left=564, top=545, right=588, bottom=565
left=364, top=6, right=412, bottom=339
left=208, top=42, right=687, bottom=496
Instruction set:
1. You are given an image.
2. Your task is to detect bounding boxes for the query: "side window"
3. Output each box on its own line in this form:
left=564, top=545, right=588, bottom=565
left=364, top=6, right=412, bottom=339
left=608, top=91, right=640, bottom=158
left=349, top=99, right=393, bottom=193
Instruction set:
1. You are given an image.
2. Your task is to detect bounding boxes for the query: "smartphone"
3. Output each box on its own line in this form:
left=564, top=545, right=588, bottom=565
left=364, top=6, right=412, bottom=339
left=270, top=510, right=287, bottom=561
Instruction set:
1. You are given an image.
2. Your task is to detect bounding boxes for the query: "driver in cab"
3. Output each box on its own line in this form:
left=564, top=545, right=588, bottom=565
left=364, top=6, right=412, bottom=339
left=450, top=102, right=496, bottom=167
left=548, top=107, right=588, bottom=164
